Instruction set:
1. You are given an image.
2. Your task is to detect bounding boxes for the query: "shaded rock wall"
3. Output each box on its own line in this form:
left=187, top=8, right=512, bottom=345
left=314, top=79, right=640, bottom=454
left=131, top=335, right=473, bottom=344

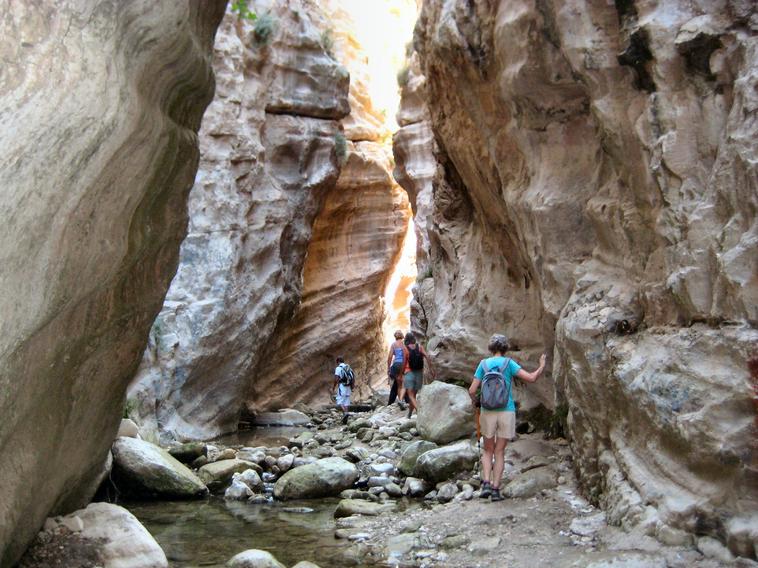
left=397, top=0, right=757, bottom=556
left=0, top=1, right=225, bottom=565
left=128, top=1, right=349, bottom=441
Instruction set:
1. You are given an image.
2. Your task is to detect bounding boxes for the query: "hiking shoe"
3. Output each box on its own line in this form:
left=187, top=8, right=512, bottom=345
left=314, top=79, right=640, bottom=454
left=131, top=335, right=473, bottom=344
left=479, top=482, right=493, bottom=499
left=397, top=401, right=407, bottom=410
left=490, top=488, right=504, bottom=502
left=341, top=414, right=349, bottom=425
left=407, top=408, right=413, bottom=419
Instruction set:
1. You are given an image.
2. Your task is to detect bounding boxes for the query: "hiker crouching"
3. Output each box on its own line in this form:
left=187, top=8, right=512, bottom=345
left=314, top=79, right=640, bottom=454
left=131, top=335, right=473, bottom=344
left=469, top=334, right=546, bottom=501
left=333, top=356, right=355, bottom=425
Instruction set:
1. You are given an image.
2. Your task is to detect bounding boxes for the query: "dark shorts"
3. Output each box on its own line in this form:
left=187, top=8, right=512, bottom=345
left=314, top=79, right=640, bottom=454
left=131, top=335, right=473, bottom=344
left=389, top=361, right=404, bottom=379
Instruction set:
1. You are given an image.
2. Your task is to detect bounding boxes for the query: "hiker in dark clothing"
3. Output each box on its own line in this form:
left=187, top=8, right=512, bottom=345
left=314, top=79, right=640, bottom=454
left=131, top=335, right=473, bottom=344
left=387, top=330, right=408, bottom=409
left=403, top=332, right=435, bottom=418
left=469, top=334, right=545, bottom=501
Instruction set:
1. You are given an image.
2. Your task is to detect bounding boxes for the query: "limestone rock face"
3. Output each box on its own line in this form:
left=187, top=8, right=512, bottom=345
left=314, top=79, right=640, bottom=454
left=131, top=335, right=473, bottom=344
left=400, top=0, right=758, bottom=556
left=128, top=3, right=349, bottom=441
left=0, top=2, right=224, bottom=564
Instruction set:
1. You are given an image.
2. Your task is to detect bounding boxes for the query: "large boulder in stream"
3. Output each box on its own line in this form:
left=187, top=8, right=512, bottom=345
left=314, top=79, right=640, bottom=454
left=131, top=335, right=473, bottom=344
left=198, top=459, right=258, bottom=491
left=416, top=382, right=475, bottom=444
left=111, top=437, right=207, bottom=498
left=274, top=457, right=358, bottom=500
left=227, top=549, right=286, bottom=568
left=415, top=440, right=478, bottom=483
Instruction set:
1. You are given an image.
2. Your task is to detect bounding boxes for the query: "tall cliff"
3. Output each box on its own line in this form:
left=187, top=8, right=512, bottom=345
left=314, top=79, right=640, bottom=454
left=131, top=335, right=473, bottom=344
left=0, top=1, right=225, bottom=565
left=130, top=1, right=411, bottom=438
left=396, top=0, right=757, bottom=557
left=128, top=2, right=349, bottom=441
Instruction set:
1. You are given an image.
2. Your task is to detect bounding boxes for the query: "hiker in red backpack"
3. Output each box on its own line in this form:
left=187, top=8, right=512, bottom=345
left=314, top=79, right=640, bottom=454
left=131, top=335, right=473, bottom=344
left=468, top=334, right=545, bottom=501
left=403, top=332, right=436, bottom=418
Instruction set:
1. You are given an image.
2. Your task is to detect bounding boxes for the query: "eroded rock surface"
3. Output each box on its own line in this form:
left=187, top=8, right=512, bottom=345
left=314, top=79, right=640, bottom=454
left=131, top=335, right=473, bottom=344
left=0, top=2, right=225, bottom=564
left=397, top=0, right=758, bottom=557
left=128, top=2, right=349, bottom=442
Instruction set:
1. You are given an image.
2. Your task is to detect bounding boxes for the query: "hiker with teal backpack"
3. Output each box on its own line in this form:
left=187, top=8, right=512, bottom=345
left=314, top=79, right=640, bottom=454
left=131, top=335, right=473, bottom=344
left=469, top=334, right=546, bottom=501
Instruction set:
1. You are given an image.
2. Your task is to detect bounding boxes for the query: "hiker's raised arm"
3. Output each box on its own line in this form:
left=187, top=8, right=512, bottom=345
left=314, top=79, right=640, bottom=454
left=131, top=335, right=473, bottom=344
left=468, top=377, right=481, bottom=401
left=515, top=353, right=546, bottom=383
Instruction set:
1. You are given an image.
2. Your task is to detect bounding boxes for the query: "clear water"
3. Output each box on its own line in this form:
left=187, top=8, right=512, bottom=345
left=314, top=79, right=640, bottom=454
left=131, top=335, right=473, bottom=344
left=128, top=497, right=383, bottom=567
left=211, top=426, right=306, bottom=448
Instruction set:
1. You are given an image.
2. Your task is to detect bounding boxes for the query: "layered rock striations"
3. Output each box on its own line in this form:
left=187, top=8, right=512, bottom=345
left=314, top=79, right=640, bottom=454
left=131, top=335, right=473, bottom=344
left=0, top=1, right=225, bottom=565
left=250, top=2, right=412, bottom=410
left=128, top=2, right=350, bottom=441
left=398, top=0, right=757, bottom=556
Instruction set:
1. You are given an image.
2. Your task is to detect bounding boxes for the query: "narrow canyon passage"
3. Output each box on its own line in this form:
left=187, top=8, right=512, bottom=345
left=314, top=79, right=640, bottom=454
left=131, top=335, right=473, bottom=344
left=1, top=1, right=756, bottom=567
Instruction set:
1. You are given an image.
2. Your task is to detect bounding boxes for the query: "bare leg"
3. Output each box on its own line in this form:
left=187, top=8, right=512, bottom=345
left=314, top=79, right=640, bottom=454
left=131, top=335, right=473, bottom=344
left=492, top=438, right=508, bottom=489
left=407, top=389, right=418, bottom=412
left=481, top=437, right=495, bottom=484
left=397, top=376, right=406, bottom=404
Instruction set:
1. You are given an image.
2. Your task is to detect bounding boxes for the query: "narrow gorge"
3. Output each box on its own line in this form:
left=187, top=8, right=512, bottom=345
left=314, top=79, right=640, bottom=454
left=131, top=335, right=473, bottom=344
left=0, top=1, right=755, bottom=567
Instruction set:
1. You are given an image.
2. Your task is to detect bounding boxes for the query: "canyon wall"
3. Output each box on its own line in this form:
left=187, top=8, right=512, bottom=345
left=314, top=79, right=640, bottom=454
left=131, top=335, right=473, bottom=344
left=397, top=0, right=757, bottom=557
left=0, top=1, right=225, bottom=565
left=130, top=1, right=410, bottom=438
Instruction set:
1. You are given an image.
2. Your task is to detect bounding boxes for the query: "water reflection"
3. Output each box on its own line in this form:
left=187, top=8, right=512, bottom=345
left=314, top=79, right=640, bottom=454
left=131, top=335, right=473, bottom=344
left=128, top=497, right=381, bottom=568
left=211, top=426, right=306, bottom=448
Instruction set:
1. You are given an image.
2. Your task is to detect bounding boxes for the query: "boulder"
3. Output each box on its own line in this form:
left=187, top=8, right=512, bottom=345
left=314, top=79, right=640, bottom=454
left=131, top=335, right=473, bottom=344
left=69, top=502, right=167, bottom=567
left=402, top=477, right=429, bottom=497
left=198, top=459, right=258, bottom=490
left=436, top=482, right=459, bottom=503
left=503, top=466, right=557, bottom=499
left=254, top=409, right=310, bottom=426
left=235, top=469, right=263, bottom=491
left=276, top=454, right=295, bottom=473
left=225, top=479, right=253, bottom=501
left=416, top=382, right=475, bottom=444
left=168, top=442, right=207, bottom=464
left=415, top=440, right=478, bottom=483
left=227, top=549, right=286, bottom=568
left=274, top=457, right=358, bottom=500
left=111, top=437, right=207, bottom=498
left=333, top=499, right=396, bottom=518
left=398, top=440, right=437, bottom=476
left=117, top=419, right=140, bottom=439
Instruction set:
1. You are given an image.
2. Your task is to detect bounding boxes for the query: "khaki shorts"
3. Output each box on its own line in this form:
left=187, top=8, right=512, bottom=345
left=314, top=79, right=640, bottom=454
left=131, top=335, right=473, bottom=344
left=480, top=410, right=515, bottom=440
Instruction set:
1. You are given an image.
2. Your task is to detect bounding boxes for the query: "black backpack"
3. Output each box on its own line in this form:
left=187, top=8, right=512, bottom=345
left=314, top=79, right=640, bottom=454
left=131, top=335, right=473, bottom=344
left=408, top=345, right=424, bottom=371
left=339, top=364, right=355, bottom=387
left=480, top=359, right=512, bottom=410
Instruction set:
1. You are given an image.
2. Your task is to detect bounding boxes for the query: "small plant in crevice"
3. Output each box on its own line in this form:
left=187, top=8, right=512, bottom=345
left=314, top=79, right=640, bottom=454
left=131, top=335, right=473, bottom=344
left=321, top=28, right=335, bottom=59
left=231, top=0, right=256, bottom=21
left=122, top=398, right=137, bottom=420
left=254, top=13, right=276, bottom=44
left=334, top=132, right=348, bottom=165
left=397, top=65, right=411, bottom=88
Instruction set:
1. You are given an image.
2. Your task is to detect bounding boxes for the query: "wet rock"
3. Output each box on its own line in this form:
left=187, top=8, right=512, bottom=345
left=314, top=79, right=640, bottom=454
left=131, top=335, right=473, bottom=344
left=402, top=477, right=429, bottom=497
left=225, top=479, right=253, bottom=501
left=385, top=483, right=403, bottom=498
left=169, top=442, right=207, bottom=464
left=111, top=437, right=207, bottom=498
left=276, top=454, right=295, bottom=473
left=288, top=432, right=315, bottom=450
left=191, top=455, right=210, bottom=469
left=368, top=462, right=395, bottom=476
left=436, top=482, right=459, bottom=503
left=415, top=440, right=477, bottom=483
left=235, top=469, right=263, bottom=492
left=398, top=440, right=438, bottom=476
left=274, top=457, right=358, bottom=500
left=416, top=383, right=475, bottom=444
left=503, top=467, right=557, bottom=499
left=334, top=499, right=396, bottom=518
left=215, top=448, right=237, bottom=462
left=227, top=549, right=286, bottom=568
left=198, top=459, right=259, bottom=491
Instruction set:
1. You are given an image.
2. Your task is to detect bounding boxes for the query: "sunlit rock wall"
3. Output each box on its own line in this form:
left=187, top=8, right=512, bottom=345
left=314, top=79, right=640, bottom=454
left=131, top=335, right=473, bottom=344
left=128, top=1, right=349, bottom=441
left=401, top=0, right=757, bottom=556
left=249, top=0, right=412, bottom=411
left=0, top=1, right=225, bottom=565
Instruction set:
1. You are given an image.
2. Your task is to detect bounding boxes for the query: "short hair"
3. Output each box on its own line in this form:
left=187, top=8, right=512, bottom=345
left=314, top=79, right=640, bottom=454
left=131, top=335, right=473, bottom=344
left=404, top=332, right=416, bottom=346
left=336, top=356, right=344, bottom=363
left=488, top=334, right=510, bottom=354
left=394, top=330, right=404, bottom=340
